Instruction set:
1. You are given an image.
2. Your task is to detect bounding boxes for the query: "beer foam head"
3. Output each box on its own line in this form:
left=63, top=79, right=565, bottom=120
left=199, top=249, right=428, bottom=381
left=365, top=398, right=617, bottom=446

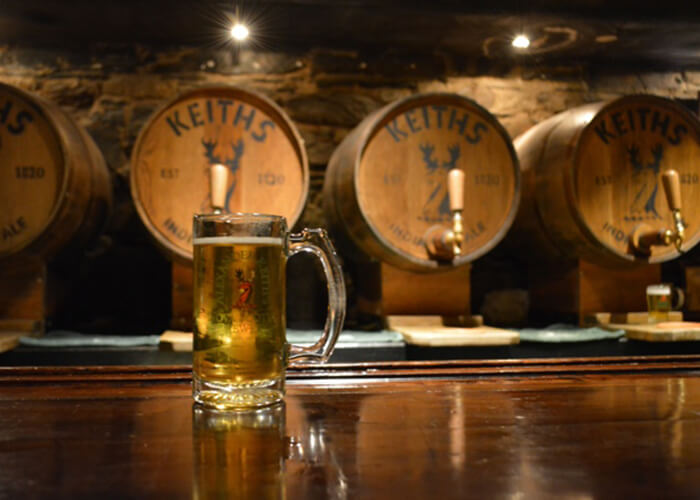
left=647, top=284, right=671, bottom=296
left=193, top=236, right=284, bottom=246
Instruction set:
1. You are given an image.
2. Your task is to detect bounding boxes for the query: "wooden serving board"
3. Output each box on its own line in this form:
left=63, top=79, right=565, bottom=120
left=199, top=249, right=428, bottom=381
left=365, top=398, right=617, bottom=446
left=159, top=330, right=193, bottom=352
left=0, top=332, right=24, bottom=353
left=391, top=326, right=519, bottom=347
left=588, top=311, right=683, bottom=326
left=387, top=315, right=518, bottom=346
left=607, top=321, right=700, bottom=342
left=0, top=319, right=43, bottom=353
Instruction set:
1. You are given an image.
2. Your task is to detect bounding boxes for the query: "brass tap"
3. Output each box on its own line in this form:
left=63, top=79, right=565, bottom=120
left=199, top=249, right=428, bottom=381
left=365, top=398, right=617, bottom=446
left=631, top=169, right=686, bottom=256
left=424, top=169, right=465, bottom=261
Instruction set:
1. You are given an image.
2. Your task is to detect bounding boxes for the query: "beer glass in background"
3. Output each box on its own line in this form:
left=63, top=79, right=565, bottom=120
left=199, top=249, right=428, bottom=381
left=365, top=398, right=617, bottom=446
left=646, top=283, right=684, bottom=323
left=193, top=403, right=286, bottom=499
left=192, top=213, right=345, bottom=409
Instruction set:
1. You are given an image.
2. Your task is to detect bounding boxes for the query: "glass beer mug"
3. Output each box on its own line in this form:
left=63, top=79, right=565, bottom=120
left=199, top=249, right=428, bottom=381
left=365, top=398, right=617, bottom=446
left=646, top=283, right=684, bottom=323
left=192, top=213, right=345, bottom=409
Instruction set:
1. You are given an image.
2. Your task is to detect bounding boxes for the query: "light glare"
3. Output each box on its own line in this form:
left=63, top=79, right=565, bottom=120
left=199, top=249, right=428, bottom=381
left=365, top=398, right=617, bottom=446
left=512, top=34, right=530, bottom=49
left=231, top=23, right=250, bottom=41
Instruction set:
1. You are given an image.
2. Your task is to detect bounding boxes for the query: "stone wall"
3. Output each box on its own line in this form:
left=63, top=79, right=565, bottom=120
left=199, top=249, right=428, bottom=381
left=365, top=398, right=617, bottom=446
left=2, top=44, right=699, bottom=331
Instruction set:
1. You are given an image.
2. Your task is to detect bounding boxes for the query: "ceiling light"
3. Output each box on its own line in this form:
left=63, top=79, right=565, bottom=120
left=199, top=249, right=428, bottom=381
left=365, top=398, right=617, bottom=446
left=231, top=23, right=249, bottom=41
left=512, top=34, right=530, bottom=49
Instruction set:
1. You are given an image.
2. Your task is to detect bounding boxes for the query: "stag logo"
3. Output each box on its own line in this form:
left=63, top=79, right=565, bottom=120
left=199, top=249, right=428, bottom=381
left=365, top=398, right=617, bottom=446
left=233, top=269, right=256, bottom=310
left=418, top=142, right=460, bottom=221
left=625, top=142, right=664, bottom=221
left=202, top=137, right=245, bottom=212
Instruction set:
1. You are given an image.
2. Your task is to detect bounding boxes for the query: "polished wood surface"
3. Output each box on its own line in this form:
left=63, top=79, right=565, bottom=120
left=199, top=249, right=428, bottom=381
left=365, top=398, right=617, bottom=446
left=0, top=257, right=47, bottom=330
left=2, top=358, right=700, bottom=499
left=686, top=266, right=700, bottom=317
left=380, top=262, right=472, bottom=316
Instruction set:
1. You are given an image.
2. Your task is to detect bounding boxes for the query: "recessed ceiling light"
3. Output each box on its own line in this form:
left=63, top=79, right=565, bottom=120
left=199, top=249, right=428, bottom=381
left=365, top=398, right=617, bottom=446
left=231, top=23, right=250, bottom=41
left=512, top=34, right=530, bottom=49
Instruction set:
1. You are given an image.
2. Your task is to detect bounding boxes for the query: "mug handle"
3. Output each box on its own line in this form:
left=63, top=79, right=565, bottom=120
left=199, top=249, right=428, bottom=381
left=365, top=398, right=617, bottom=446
left=672, top=287, right=685, bottom=310
left=287, top=228, right=346, bottom=363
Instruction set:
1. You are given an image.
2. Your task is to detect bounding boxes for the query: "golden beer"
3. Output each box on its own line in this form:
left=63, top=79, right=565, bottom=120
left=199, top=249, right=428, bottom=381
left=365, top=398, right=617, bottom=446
left=193, top=236, right=287, bottom=408
left=191, top=213, right=345, bottom=409
left=193, top=403, right=285, bottom=500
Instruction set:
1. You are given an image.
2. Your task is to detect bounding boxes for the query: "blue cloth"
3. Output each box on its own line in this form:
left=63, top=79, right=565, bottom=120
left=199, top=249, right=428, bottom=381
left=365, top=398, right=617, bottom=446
left=519, top=324, right=624, bottom=343
left=19, top=331, right=161, bottom=348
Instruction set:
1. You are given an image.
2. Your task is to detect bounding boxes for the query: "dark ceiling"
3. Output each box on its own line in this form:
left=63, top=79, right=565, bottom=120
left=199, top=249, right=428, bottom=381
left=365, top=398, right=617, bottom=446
left=1, top=1, right=700, bottom=68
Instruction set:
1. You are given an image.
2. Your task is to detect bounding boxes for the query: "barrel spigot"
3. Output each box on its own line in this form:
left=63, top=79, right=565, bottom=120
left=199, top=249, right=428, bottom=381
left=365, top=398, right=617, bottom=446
left=661, top=169, right=685, bottom=252
left=210, top=163, right=228, bottom=214
left=631, top=169, right=686, bottom=256
left=424, top=169, right=465, bottom=261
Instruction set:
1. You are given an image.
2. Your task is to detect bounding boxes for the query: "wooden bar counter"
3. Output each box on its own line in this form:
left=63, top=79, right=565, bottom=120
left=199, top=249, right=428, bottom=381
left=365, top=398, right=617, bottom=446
left=2, top=357, right=700, bottom=499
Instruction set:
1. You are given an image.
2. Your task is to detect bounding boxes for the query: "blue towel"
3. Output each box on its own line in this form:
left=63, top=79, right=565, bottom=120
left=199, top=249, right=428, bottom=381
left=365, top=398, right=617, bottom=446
left=19, top=331, right=161, bottom=348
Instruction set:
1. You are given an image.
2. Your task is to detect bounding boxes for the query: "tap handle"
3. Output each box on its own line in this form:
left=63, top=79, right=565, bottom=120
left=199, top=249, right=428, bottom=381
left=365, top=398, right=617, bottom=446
left=210, top=164, right=229, bottom=212
left=662, top=169, right=681, bottom=211
left=448, top=169, right=465, bottom=212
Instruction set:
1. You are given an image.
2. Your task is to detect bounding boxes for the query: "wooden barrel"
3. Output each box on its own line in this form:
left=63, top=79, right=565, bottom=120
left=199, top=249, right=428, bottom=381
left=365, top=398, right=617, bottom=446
left=323, top=92, right=521, bottom=272
left=130, top=86, right=309, bottom=261
left=508, top=95, right=700, bottom=266
left=0, top=83, right=112, bottom=263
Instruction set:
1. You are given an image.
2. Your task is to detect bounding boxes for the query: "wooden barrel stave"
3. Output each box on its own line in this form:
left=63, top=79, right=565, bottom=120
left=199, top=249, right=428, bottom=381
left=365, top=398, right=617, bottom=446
left=323, top=120, right=373, bottom=262
left=511, top=112, right=571, bottom=262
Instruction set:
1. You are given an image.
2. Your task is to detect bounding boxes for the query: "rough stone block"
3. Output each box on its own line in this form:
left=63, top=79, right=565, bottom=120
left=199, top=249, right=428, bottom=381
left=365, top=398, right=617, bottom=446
left=102, top=75, right=181, bottom=100
left=297, top=124, right=348, bottom=166
left=285, top=92, right=384, bottom=127
left=84, top=97, right=128, bottom=172
left=38, top=78, right=99, bottom=109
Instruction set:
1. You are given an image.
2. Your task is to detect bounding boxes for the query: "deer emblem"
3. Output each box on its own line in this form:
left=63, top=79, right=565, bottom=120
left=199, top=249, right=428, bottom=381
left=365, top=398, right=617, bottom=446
left=626, top=142, right=664, bottom=220
left=418, top=143, right=461, bottom=221
left=202, top=138, right=245, bottom=212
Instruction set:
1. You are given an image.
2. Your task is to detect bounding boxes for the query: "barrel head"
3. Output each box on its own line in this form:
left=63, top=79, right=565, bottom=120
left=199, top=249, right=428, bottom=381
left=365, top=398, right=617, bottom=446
left=130, top=86, right=309, bottom=261
left=354, top=93, right=520, bottom=270
left=0, top=84, right=64, bottom=258
left=574, top=95, right=700, bottom=263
